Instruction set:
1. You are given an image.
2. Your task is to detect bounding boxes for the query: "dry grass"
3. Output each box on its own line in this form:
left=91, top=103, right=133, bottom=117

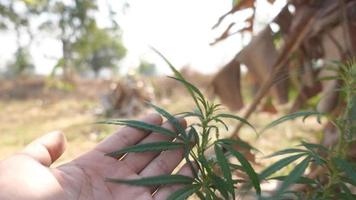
left=0, top=77, right=324, bottom=178
left=0, top=98, right=115, bottom=163
left=0, top=78, right=117, bottom=163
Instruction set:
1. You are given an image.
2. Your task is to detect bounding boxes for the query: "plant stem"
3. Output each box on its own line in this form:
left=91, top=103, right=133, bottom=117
left=323, top=62, right=355, bottom=198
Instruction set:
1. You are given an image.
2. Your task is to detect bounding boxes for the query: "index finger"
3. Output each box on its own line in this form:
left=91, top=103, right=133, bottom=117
left=94, top=113, right=163, bottom=154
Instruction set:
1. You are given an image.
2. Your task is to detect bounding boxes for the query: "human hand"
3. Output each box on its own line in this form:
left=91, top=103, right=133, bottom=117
left=0, top=113, right=192, bottom=200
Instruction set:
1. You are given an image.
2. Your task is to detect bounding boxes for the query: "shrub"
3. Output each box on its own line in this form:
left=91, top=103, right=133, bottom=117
left=100, top=56, right=356, bottom=200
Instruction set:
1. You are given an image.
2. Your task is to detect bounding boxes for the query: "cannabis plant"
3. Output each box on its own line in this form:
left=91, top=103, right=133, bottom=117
left=99, top=50, right=261, bottom=200
left=100, top=52, right=356, bottom=199
left=257, top=60, right=356, bottom=199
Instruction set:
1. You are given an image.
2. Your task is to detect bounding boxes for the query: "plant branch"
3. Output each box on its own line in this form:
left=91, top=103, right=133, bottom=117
left=231, top=6, right=319, bottom=139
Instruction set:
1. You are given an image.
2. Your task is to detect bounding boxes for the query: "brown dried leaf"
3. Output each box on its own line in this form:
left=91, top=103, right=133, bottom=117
left=211, top=59, right=244, bottom=111
left=210, top=23, right=236, bottom=45
left=212, top=0, right=256, bottom=29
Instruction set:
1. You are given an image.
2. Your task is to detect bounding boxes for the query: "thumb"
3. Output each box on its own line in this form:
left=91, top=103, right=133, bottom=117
left=21, top=131, right=67, bottom=167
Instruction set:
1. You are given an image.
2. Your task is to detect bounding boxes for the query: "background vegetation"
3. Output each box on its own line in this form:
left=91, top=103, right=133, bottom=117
left=0, top=0, right=356, bottom=199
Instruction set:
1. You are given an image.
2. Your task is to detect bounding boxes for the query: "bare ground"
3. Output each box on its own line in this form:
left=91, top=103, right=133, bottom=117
left=0, top=77, right=324, bottom=197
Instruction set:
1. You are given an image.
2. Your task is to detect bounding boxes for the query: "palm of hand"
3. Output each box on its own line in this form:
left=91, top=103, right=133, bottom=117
left=54, top=150, right=153, bottom=200
left=0, top=114, right=190, bottom=200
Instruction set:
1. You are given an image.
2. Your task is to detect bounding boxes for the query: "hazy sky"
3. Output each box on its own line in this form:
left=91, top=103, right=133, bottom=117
left=0, top=0, right=286, bottom=75
left=116, top=0, right=240, bottom=75
left=116, top=0, right=286, bottom=74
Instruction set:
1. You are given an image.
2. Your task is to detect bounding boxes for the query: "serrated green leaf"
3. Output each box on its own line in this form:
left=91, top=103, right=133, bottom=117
left=188, top=127, right=200, bottom=146
left=150, top=47, right=183, bottom=80
left=214, top=118, right=229, bottom=131
left=333, top=157, right=356, bottom=184
left=98, top=119, right=180, bottom=139
left=195, top=191, right=205, bottom=200
left=214, top=144, right=235, bottom=199
left=176, top=111, right=202, bottom=119
left=268, top=176, right=316, bottom=185
left=300, top=144, right=327, bottom=166
left=261, top=111, right=325, bottom=133
left=182, top=128, right=199, bottom=178
left=207, top=125, right=219, bottom=135
left=211, top=103, right=223, bottom=114
left=199, top=157, right=216, bottom=183
left=206, top=189, right=219, bottom=200
left=151, top=47, right=205, bottom=114
left=259, top=153, right=308, bottom=180
left=229, top=163, right=244, bottom=171
left=210, top=174, right=230, bottom=199
left=168, top=76, right=206, bottom=106
left=308, top=154, right=326, bottom=166
left=147, top=102, right=187, bottom=138
left=340, top=183, right=355, bottom=200
left=106, top=141, right=184, bottom=158
left=266, top=148, right=309, bottom=158
left=299, top=141, right=329, bottom=153
left=167, top=184, right=200, bottom=200
left=275, top=157, right=310, bottom=197
left=215, top=113, right=257, bottom=134
left=224, top=145, right=261, bottom=195
left=106, top=174, right=194, bottom=186
left=217, top=138, right=258, bottom=152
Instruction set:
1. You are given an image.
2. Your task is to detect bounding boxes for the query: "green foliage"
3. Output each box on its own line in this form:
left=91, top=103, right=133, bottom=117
left=167, top=184, right=201, bottom=200
left=275, top=157, right=310, bottom=197
left=72, top=21, right=126, bottom=75
left=6, top=47, right=34, bottom=76
left=0, top=0, right=39, bottom=76
left=224, top=145, right=261, bottom=195
left=48, top=0, right=126, bottom=76
left=260, top=111, right=325, bottom=134
left=106, top=141, right=184, bottom=159
left=215, top=113, right=257, bottom=134
left=332, top=157, right=356, bottom=185
left=100, top=50, right=260, bottom=199
left=259, top=153, right=308, bottom=181
left=215, top=144, right=235, bottom=199
left=98, top=119, right=181, bottom=139
left=137, top=60, right=157, bottom=76
left=257, top=60, right=356, bottom=199
left=100, top=55, right=356, bottom=199
left=106, top=175, right=194, bottom=186
left=0, top=0, right=126, bottom=77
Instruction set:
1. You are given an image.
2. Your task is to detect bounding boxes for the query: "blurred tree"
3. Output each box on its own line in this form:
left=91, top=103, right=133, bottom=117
left=72, top=21, right=126, bottom=77
left=0, top=0, right=40, bottom=76
left=137, top=60, right=157, bottom=76
left=0, top=0, right=126, bottom=78
left=41, top=0, right=126, bottom=78
left=6, top=47, right=34, bottom=77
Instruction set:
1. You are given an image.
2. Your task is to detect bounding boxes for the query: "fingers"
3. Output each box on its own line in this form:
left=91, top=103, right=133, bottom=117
left=138, top=147, right=185, bottom=193
left=153, top=163, right=195, bottom=200
left=21, top=131, right=66, bottom=167
left=95, top=113, right=163, bottom=154
left=121, top=118, right=186, bottom=173
left=139, top=145, right=184, bottom=178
